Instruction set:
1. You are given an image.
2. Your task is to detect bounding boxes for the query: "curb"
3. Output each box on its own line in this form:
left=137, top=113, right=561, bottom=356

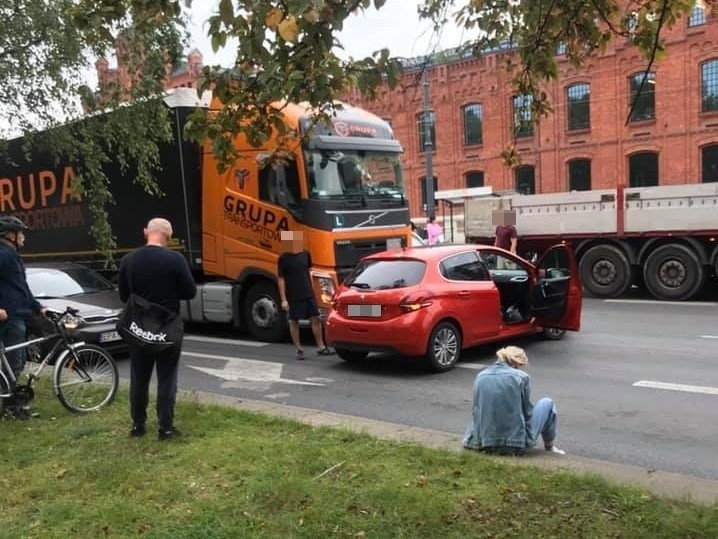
left=182, top=388, right=718, bottom=505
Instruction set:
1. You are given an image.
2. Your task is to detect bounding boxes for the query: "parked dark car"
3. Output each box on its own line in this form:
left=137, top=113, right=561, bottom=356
left=25, top=263, right=127, bottom=357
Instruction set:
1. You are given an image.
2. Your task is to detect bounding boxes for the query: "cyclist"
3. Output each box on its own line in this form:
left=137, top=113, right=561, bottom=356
left=0, top=216, right=46, bottom=419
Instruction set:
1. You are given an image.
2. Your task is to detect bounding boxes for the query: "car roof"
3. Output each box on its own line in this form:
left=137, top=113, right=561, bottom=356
left=366, top=243, right=493, bottom=261
left=25, top=262, right=90, bottom=270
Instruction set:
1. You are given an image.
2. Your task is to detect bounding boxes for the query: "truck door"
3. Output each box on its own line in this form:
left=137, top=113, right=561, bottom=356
left=530, top=244, right=582, bottom=331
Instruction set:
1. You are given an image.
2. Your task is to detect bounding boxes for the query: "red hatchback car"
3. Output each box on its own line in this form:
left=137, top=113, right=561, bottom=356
left=325, top=243, right=582, bottom=372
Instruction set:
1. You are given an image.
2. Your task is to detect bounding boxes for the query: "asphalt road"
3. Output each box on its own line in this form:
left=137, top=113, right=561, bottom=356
left=116, top=295, right=718, bottom=480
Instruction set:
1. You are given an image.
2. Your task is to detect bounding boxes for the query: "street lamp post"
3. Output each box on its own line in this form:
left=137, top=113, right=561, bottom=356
left=422, top=69, right=435, bottom=220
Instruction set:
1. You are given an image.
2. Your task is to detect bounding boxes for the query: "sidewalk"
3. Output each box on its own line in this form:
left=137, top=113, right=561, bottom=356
left=185, top=389, right=718, bottom=505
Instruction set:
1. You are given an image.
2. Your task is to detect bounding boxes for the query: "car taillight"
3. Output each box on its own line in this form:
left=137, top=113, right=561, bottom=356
left=399, top=292, right=435, bottom=312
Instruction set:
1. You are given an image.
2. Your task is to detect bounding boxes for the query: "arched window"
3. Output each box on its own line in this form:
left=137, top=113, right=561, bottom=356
left=568, top=159, right=591, bottom=191
left=512, top=94, right=533, bottom=138
left=688, top=5, right=707, bottom=27
left=701, top=59, right=718, bottom=113
left=701, top=145, right=718, bottom=183
left=463, top=103, right=483, bottom=146
left=566, top=83, right=590, bottom=131
left=628, top=152, right=659, bottom=187
left=514, top=165, right=536, bottom=194
left=629, top=72, right=655, bottom=122
left=465, top=171, right=484, bottom=188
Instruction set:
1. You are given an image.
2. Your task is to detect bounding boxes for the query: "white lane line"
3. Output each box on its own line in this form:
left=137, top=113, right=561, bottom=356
left=605, top=299, right=717, bottom=307
left=456, top=363, right=488, bottom=371
left=700, top=335, right=718, bottom=339
left=633, top=380, right=718, bottom=396
left=184, top=335, right=268, bottom=347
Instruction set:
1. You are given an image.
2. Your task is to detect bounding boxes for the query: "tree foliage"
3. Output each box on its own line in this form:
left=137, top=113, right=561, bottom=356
left=0, top=0, right=709, bottom=255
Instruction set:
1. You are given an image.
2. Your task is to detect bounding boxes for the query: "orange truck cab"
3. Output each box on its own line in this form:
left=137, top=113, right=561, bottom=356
left=0, top=89, right=411, bottom=342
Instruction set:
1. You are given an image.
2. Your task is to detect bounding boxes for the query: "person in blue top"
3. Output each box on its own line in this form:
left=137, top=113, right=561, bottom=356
left=463, top=345, right=566, bottom=455
left=0, top=216, right=46, bottom=419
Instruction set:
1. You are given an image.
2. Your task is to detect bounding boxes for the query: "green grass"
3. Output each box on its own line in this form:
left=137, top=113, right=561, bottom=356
left=1, top=382, right=716, bottom=539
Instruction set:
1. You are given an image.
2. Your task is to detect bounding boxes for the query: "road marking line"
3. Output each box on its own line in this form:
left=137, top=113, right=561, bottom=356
left=633, top=380, right=718, bottom=396
left=700, top=335, right=718, bottom=339
left=183, top=351, right=324, bottom=386
left=184, top=335, right=268, bottom=347
left=605, top=299, right=717, bottom=307
left=456, top=363, right=488, bottom=371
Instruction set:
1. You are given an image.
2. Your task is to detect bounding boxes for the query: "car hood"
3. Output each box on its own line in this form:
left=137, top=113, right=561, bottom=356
left=38, top=290, right=124, bottom=321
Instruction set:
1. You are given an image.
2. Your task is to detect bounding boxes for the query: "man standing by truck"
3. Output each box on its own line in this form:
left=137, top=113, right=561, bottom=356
left=118, top=218, right=197, bottom=440
left=278, top=231, right=334, bottom=360
left=0, top=216, right=46, bottom=420
left=493, top=210, right=518, bottom=254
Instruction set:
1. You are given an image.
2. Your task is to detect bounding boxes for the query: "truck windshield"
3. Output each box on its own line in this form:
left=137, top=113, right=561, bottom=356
left=305, top=150, right=406, bottom=201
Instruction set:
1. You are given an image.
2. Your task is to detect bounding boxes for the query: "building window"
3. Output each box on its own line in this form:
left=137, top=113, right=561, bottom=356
left=512, top=94, right=534, bottom=138
left=701, top=59, right=718, bottom=113
left=556, top=42, right=567, bottom=56
left=514, top=165, right=536, bottom=194
left=568, top=159, right=591, bottom=191
left=688, top=5, right=707, bottom=27
left=702, top=145, right=718, bottom=182
left=420, top=176, right=439, bottom=209
left=628, top=152, right=659, bottom=187
left=463, top=103, right=483, bottom=146
left=417, top=111, right=436, bottom=153
left=629, top=72, right=655, bottom=122
left=466, top=171, right=484, bottom=188
left=566, top=83, right=591, bottom=131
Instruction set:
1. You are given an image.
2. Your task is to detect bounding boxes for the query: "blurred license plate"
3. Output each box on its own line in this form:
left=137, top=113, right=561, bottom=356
left=99, top=331, right=121, bottom=343
left=348, top=305, right=381, bottom=317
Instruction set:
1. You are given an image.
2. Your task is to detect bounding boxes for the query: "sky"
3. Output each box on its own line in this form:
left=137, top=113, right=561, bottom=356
left=187, top=1, right=470, bottom=66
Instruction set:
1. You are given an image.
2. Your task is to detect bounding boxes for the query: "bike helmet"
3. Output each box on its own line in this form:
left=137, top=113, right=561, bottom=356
left=0, top=216, right=29, bottom=235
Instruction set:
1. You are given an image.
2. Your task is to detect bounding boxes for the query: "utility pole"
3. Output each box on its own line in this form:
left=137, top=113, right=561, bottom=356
left=422, top=69, right=435, bottom=219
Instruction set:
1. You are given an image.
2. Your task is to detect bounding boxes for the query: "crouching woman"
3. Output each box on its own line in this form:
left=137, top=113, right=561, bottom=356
left=462, top=346, right=565, bottom=455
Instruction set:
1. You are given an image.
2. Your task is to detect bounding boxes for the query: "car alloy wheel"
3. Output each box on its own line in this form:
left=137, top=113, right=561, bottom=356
left=426, top=321, right=461, bottom=372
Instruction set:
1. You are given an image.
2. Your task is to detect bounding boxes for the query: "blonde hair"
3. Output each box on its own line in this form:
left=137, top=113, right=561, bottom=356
left=496, top=346, right=528, bottom=367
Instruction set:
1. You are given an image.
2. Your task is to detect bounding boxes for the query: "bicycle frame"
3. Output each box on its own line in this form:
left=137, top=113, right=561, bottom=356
left=0, top=330, right=87, bottom=399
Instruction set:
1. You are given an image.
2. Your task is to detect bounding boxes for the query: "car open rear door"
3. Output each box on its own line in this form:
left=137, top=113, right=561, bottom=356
left=530, top=244, right=582, bottom=331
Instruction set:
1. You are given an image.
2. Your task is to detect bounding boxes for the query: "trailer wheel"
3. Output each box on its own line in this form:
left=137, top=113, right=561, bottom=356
left=579, top=245, right=632, bottom=298
left=242, top=282, right=288, bottom=343
left=643, top=244, right=705, bottom=301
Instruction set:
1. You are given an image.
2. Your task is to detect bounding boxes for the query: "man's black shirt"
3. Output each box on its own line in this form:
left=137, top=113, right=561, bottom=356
left=277, top=250, right=314, bottom=302
left=118, top=245, right=197, bottom=313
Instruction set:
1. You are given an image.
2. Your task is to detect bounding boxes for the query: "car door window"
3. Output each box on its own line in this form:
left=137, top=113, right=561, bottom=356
left=477, top=250, right=526, bottom=275
left=440, top=252, right=490, bottom=281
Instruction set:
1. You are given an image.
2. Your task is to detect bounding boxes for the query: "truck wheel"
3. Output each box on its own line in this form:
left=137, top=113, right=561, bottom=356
left=643, top=244, right=705, bottom=301
left=579, top=245, right=632, bottom=298
left=242, top=282, right=288, bottom=343
left=426, top=321, right=461, bottom=372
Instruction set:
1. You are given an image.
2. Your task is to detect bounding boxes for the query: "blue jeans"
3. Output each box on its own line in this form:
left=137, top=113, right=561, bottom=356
left=530, top=397, right=558, bottom=447
left=0, top=319, right=27, bottom=378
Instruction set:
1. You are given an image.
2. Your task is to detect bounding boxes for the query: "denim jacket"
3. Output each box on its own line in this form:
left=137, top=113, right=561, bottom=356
left=462, top=361, right=535, bottom=451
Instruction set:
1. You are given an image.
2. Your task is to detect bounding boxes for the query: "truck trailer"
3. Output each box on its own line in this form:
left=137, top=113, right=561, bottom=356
left=461, top=184, right=718, bottom=301
left=0, top=88, right=412, bottom=341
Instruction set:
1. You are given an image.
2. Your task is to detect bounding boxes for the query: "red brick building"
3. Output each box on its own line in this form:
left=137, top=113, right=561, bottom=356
left=342, top=4, right=718, bottom=223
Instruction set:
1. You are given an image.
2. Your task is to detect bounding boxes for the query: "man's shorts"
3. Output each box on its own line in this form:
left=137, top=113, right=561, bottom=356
left=288, top=297, right=320, bottom=321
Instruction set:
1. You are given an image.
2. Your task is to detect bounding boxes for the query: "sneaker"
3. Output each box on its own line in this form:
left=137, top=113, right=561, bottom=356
left=317, top=347, right=335, bottom=356
left=129, top=424, right=146, bottom=437
left=296, top=349, right=305, bottom=361
left=158, top=428, right=182, bottom=441
left=546, top=445, right=566, bottom=455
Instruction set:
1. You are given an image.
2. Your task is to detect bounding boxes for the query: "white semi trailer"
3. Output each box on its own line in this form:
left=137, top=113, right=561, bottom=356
left=462, top=184, right=718, bottom=301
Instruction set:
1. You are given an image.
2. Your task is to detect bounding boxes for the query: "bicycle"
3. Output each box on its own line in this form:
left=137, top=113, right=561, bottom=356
left=0, top=306, right=119, bottom=415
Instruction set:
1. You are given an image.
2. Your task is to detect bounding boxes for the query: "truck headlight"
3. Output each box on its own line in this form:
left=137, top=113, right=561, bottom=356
left=313, top=275, right=336, bottom=304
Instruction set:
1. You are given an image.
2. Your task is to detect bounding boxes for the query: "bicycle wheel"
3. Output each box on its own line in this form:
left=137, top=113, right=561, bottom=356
left=53, top=344, right=119, bottom=413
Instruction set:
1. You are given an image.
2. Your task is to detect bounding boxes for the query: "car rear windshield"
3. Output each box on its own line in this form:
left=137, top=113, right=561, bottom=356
left=345, top=259, right=426, bottom=290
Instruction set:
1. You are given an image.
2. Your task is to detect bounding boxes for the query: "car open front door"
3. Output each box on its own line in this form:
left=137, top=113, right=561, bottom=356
left=530, top=244, right=582, bottom=331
